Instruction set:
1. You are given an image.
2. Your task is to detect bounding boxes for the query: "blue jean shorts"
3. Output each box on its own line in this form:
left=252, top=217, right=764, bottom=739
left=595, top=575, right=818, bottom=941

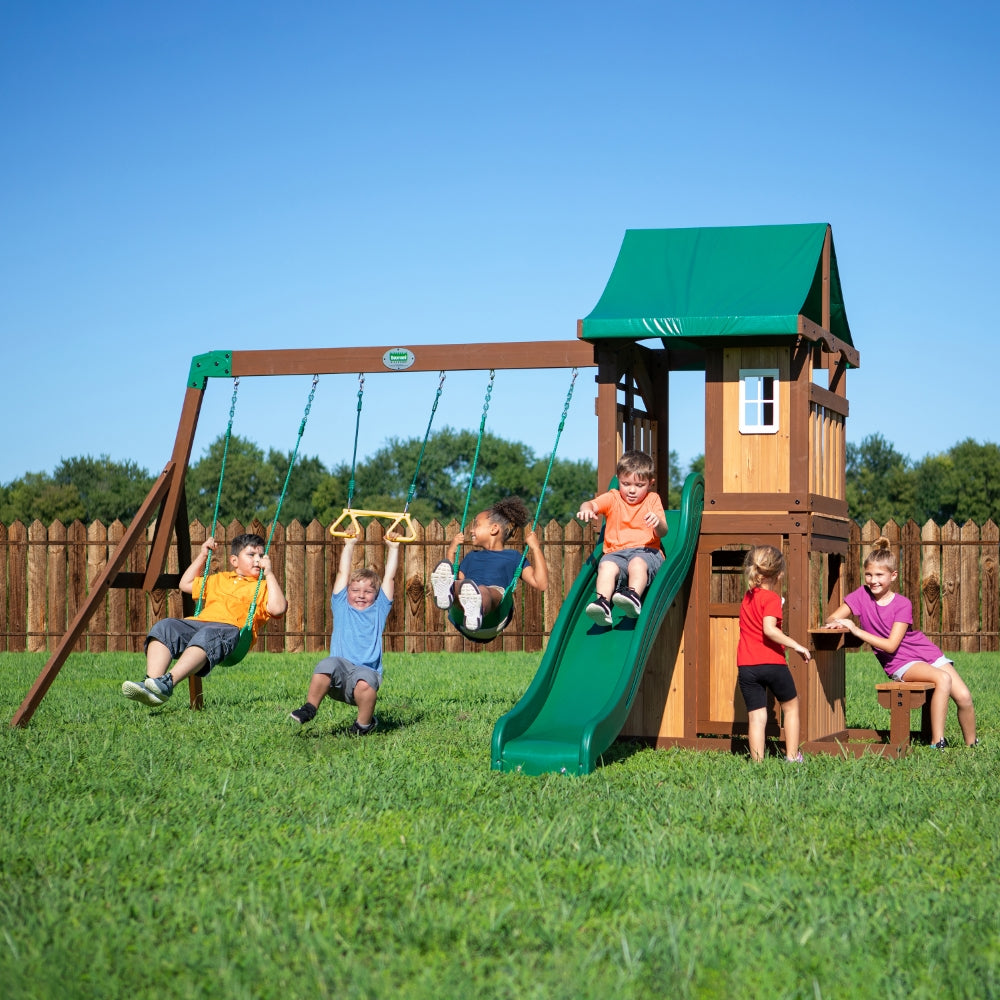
left=145, top=618, right=241, bottom=676
left=313, top=656, right=381, bottom=705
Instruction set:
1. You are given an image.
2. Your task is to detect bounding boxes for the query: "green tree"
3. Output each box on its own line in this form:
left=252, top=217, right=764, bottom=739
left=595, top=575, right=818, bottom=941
left=51, top=455, right=155, bottom=524
left=846, top=433, right=915, bottom=525
left=0, top=472, right=85, bottom=524
left=185, top=435, right=270, bottom=526
left=263, top=450, right=329, bottom=525
left=913, top=439, right=1000, bottom=524
left=313, top=428, right=598, bottom=526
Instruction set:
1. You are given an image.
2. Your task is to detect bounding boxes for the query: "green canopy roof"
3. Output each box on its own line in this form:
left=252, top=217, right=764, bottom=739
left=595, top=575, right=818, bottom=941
left=581, top=223, right=853, bottom=347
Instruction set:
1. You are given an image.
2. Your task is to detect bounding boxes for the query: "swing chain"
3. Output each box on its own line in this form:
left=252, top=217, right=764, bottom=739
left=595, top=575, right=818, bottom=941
left=298, top=374, right=320, bottom=435
left=404, top=372, right=447, bottom=511
left=346, top=373, right=365, bottom=509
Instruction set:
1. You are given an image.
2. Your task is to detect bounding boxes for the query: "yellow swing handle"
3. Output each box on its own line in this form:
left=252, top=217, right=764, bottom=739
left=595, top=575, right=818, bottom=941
left=329, top=508, right=418, bottom=542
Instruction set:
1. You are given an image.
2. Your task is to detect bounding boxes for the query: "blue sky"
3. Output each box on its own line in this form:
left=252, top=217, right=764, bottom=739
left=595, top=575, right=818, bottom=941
left=2, top=1, right=997, bottom=487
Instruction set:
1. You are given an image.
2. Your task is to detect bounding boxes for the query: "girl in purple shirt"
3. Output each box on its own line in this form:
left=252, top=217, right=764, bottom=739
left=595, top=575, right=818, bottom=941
left=824, top=536, right=977, bottom=749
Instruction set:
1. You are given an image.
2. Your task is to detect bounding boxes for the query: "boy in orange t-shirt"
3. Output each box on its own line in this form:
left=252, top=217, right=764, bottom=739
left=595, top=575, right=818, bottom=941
left=121, top=533, right=287, bottom=707
left=576, top=451, right=667, bottom=626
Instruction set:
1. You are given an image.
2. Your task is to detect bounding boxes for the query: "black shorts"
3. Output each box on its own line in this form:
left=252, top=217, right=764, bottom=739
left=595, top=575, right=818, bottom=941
left=737, top=663, right=798, bottom=711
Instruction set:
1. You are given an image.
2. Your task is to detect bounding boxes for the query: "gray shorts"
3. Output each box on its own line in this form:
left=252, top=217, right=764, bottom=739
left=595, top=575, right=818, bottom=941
left=145, top=618, right=241, bottom=676
left=600, top=546, right=664, bottom=588
left=313, top=656, right=382, bottom=706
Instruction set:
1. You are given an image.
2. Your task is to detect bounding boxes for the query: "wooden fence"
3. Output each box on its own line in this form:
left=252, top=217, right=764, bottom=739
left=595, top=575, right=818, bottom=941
left=1, top=516, right=997, bottom=654
left=0, top=517, right=598, bottom=656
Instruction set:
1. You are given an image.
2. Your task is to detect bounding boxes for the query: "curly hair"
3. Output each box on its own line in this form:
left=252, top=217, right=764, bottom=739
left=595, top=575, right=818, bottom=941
left=484, top=496, right=530, bottom=541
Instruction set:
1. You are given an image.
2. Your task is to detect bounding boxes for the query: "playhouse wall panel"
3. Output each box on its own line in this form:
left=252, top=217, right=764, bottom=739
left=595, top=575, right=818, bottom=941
left=709, top=615, right=743, bottom=723
left=721, top=347, right=790, bottom=495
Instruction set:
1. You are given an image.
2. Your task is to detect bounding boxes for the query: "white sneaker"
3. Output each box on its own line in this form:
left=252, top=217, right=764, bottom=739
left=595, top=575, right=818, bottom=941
left=430, top=560, right=455, bottom=610
left=458, top=581, right=483, bottom=630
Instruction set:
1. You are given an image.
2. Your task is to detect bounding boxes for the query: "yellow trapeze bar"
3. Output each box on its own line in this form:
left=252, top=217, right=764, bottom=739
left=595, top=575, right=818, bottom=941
left=329, top=508, right=418, bottom=542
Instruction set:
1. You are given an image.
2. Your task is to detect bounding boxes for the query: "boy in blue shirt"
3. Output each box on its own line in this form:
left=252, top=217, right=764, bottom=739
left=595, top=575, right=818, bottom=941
left=289, top=532, right=400, bottom=735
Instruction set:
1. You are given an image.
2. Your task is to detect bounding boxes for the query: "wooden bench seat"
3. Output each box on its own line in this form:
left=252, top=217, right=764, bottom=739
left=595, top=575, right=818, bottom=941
left=875, top=682, right=934, bottom=750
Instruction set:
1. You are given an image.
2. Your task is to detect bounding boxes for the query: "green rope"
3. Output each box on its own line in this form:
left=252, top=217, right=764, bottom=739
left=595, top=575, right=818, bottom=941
left=502, top=367, right=578, bottom=598
left=194, top=377, right=240, bottom=618
left=239, top=374, right=320, bottom=630
left=403, top=371, right=446, bottom=513
left=452, top=369, right=495, bottom=572
left=345, top=373, right=364, bottom=510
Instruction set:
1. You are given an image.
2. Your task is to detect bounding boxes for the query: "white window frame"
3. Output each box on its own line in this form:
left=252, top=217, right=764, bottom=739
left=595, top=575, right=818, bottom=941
left=739, top=368, right=779, bottom=434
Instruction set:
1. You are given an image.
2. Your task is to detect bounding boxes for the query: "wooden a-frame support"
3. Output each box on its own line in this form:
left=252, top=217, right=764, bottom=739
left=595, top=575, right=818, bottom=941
left=11, top=340, right=596, bottom=728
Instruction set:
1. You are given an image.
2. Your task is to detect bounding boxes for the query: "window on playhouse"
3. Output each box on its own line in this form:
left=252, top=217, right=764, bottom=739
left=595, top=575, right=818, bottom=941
left=739, top=369, right=779, bottom=434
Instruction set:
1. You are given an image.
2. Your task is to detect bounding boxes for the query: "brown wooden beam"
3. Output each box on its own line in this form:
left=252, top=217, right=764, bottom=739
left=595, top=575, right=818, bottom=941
left=11, top=466, right=176, bottom=728
left=228, top=340, right=596, bottom=377
left=797, top=316, right=860, bottom=369
left=144, top=385, right=207, bottom=591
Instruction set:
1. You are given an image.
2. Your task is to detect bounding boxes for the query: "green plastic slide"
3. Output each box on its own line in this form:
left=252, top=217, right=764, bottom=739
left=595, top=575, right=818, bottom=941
left=490, top=473, right=705, bottom=776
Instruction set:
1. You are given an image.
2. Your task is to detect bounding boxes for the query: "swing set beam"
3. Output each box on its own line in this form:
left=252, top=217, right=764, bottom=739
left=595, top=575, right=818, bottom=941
left=11, top=339, right=595, bottom=728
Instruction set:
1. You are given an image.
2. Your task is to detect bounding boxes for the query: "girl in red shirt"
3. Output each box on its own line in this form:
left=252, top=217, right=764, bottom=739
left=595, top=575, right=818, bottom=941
left=737, top=545, right=811, bottom=762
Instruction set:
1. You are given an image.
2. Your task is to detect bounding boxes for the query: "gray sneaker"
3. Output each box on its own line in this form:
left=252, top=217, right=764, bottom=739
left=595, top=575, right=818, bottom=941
left=122, top=680, right=167, bottom=706
left=348, top=717, right=378, bottom=737
left=430, top=560, right=455, bottom=610
left=144, top=676, right=174, bottom=701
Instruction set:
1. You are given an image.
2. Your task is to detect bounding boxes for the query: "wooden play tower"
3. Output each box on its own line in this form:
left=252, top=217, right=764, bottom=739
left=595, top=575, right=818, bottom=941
left=579, top=223, right=876, bottom=756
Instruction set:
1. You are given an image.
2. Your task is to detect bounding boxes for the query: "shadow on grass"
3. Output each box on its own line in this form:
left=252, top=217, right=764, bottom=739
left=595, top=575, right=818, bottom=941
left=288, top=711, right=422, bottom=739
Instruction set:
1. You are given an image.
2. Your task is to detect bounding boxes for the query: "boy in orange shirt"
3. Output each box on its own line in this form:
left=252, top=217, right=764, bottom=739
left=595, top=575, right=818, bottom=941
left=121, top=533, right=287, bottom=706
left=576, top=450, right=667, bottom=626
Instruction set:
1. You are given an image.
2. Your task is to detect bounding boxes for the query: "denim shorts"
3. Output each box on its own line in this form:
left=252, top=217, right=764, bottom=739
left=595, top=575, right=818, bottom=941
left=312, top=656, right=382, bottom=705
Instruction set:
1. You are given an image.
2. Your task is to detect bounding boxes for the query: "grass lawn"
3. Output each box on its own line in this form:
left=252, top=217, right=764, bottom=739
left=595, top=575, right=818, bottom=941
left=1, top=649, right=998, bottom=1000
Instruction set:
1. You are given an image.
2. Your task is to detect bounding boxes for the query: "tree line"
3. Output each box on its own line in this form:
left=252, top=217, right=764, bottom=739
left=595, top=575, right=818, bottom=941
left=3, top=431, right=997, bottom=528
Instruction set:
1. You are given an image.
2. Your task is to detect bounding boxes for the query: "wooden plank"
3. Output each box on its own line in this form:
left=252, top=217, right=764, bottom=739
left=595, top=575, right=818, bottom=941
left=982, top=520, right=999, bottom=652
left=47, top=520, right=68, bottom=649
left=263, top=520, right=286, bottom=653
left=28, top=520, right=47, bottom=653
left=901, top=520, right=922, bottom=625
left=68, top=520, right=87, bottom=652
left=228, top=340, right=596, bottom=379
left=306, top=519, right=328, bottom=653
left=399, top=518, right=425, bottom=654
left=107, top=521, right=126, bottom=651
left=941, top=520, right=961, bottom=652
left=921, top=520, right=942, bottom=644
left=87, top=520, right=109, bottom=653
left=282, top=520, right=304, bottom=653
left=0, top=523, right=8, bottom=651
left=960, top=520, right=981, bottom=652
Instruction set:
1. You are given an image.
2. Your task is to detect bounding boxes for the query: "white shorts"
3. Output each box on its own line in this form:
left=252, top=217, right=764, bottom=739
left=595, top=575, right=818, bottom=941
left=890, top=655, right=952, bottom=681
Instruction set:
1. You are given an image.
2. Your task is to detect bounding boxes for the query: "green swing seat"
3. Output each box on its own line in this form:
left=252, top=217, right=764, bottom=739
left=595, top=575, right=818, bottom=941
left=447, top=589, right=516, bottom=643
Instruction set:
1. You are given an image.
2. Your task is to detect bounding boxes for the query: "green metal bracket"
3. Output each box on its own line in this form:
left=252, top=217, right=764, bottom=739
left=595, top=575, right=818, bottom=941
left=187, top=351, right=234, bottom=388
